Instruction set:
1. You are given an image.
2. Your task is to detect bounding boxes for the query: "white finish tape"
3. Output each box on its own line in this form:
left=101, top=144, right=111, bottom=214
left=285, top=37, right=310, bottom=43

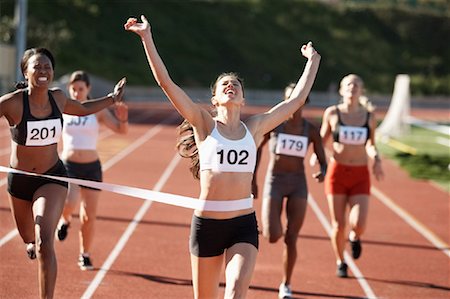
left=0, top=165, right=253, bottom=212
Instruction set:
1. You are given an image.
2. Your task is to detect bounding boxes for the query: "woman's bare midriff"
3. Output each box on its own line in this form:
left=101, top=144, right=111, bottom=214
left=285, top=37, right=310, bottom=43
left=11, top=144, right=59, bottom=173
left=60, top=149, right=99, bottom=163
left=332, top=142, right=369, bottom=166
left=195, top=170, right=255, bottom=219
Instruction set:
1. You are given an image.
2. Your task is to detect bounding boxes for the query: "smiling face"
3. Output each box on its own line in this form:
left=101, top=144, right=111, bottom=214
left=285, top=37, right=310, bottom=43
left=24, top=54, right=54, bottom=88
left=211, top=73, right=244, bottom=107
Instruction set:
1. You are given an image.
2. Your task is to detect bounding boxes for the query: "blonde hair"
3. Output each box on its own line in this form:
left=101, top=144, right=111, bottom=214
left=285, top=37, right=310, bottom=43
left=339, top=74, right=375, bottom=112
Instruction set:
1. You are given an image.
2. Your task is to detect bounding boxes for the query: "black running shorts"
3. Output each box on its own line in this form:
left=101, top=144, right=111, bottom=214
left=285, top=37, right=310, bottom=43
left=189, top=212, right=259, bottom=257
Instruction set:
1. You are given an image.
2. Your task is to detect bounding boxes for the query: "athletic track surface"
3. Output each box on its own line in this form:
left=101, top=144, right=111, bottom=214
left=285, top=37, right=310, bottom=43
left=0, top=102, right=448, bottom=299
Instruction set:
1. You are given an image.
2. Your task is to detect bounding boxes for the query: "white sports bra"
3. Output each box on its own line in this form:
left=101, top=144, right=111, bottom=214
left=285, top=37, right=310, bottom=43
left=199, top=121, right=257, bottom=173
left=62, top=114, right=99, bottom=150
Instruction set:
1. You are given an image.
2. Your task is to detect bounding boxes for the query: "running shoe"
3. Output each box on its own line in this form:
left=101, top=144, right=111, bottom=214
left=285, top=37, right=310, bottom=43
left=26, top=243, right=36, bottom=260
left=278, top=283, right=293, bottom=299
left=78, top=254, right=94, bottom=271
left=57, top=222, right=70, bottom=241
left=336, top=262, right=348, bottom=278
left=350, top=239, right=362, bottom=259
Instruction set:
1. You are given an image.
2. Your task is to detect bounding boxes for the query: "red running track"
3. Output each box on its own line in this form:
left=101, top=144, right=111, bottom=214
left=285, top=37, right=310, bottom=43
left=0, top=102, right=448, bottom=299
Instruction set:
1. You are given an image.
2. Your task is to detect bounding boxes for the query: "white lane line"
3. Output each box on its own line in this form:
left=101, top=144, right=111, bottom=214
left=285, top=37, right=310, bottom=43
left=99, top=110, right=179, bottom=171
left=81, top=153, right=182, bottom=299
left=371, top=187, right=450, bottom=258
left=308, top=194, right=378, bottom=299
left=0, top=229, right=19, bottom=247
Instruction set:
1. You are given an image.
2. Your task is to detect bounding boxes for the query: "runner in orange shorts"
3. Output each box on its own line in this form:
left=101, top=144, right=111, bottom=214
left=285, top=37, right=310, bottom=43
left=313, top=74, right=384, bottom=278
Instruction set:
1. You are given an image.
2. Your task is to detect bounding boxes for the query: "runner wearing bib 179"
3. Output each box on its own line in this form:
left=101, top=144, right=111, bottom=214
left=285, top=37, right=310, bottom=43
left=254, top=84, right=327, bottom=299
left=316, top=74, right=384, bottom=278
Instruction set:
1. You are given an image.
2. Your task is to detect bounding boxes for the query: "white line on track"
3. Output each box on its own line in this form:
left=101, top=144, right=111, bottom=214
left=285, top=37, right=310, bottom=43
left=371, top=187, right=450, bottom=258
left=307, top=194, right=378, bottom=299
left=81, top=153, right=182, bottom=299
left=0, top=229, right=19, bottom=247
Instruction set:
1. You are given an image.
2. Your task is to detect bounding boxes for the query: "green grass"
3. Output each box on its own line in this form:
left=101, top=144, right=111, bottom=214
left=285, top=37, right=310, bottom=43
left=378, top=125, right=450, bottom=191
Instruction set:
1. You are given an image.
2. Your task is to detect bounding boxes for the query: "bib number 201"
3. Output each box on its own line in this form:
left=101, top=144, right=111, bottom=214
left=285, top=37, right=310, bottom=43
left=26, top=119, right=62, bottom=146
left=30, top=126, right=56, bottom=140
left=217, top=149, right=249, bottom=165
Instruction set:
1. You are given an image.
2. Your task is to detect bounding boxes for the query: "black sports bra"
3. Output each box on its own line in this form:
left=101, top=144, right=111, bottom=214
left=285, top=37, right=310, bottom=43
left=332, top=106, right=370, bottom=145
left=10, top=91, right=63, bottom=146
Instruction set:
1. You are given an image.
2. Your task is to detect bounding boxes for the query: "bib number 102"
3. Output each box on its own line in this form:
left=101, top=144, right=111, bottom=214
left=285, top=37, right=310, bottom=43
left=217, top=149, right=249, bottom=165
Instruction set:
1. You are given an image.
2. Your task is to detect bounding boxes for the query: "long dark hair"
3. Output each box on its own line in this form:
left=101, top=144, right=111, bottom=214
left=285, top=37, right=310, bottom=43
left=175, top=72, right=243, bottom=179
left=15, top=48, right=55, bottom=89
left=176, top=119, right=200, bottom=179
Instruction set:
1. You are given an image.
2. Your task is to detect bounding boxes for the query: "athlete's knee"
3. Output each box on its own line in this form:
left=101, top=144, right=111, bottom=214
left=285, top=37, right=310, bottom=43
left=284, top=231, right=298, bottom=247
left=35, top=235, right=54, bottom=259
left=263, top=229, right=282, bottom=243
left=331, top=220, right=346, bottom=233
left=224, top=280, right=248, bottom=299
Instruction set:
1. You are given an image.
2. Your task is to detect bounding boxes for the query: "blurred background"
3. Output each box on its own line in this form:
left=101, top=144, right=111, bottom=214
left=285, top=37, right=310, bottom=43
left=0, top=0, right=449, bottom=103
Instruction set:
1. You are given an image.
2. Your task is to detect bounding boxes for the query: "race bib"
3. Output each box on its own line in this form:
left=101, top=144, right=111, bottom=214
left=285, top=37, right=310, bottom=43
left=215, top=144, right=254, bottom=172
left=338, top=126, right=368, bottom=145
left=275, top=133, right=308, bottom=157
left=26, top=119, right=62, bottom=146
left=65, top=115, right=89, bottom=126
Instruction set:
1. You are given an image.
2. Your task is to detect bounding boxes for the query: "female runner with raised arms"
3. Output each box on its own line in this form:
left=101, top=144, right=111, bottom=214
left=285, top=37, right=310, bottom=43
left=125, top=15, right=320, bottom=298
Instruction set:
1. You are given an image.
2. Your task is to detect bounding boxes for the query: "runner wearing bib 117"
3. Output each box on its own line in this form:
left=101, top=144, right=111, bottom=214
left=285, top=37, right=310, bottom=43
left=313, top=74, right=384, bottom=278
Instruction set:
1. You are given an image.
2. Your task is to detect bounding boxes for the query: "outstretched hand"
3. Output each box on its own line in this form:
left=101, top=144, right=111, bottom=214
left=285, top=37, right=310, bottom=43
left=124, top=15, right=151, bottom=38
left=300, top=41, right=319, bottom=60
left=110, top=77, right=127, bottom=103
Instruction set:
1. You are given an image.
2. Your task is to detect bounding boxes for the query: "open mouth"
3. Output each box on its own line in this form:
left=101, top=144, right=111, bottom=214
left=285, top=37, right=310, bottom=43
left=38, top=77, right=48, bottom=82
left=225, top=88, right=235, bottom=95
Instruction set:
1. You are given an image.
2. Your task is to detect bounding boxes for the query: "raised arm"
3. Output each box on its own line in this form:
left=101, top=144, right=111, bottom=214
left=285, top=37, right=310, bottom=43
left=124, top=15, right=208, bottom=127
left=248, top=42, right=321, bottom=144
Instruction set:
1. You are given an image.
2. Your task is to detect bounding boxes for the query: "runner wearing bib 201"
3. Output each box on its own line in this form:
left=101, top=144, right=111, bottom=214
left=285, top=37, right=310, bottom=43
left=8, top=91, right=67, bottom=201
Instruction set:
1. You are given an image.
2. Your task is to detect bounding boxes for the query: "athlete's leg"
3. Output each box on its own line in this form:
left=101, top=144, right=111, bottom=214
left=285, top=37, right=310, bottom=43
left=190, top=254, right=224, bottom=299
left=261, top=175, right=284, bottom=243
left=283, top=195, right=307, bottom=285
left=327, top=194, right=348, bottom=264
left=348, top=194, right=369, bottom=240
left=8, top=195, right=35, bottom=244
left=78, top=188, right=101, bottom=255
left=224, top=243, right=258, bottom=299
left=33, top=183, right=67, bottom=299
left=60, top=183, right=80, bottom=224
